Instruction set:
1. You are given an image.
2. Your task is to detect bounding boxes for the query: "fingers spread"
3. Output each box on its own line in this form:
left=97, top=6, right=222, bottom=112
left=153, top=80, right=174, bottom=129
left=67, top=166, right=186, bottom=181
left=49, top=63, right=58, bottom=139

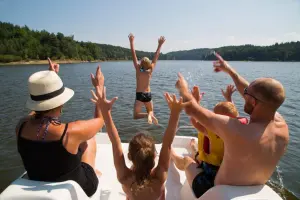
left=91, top=73, right=95, bottom=80
left=103, top=86, right=107, bottom=99
left=110, top=97, right=118, bottom=105
left=90, top=99, right=97, bottom=104
left=91, top=90, right=98, bottom=100
left=182, top=101, right=192, bottom=107
left=172, top=94, right=177, bottom=102
left=179, top=97, right=183, bottom=104
left=165, top=92, right=171, bottom=102
left=221, top=89, right=225, bottom=96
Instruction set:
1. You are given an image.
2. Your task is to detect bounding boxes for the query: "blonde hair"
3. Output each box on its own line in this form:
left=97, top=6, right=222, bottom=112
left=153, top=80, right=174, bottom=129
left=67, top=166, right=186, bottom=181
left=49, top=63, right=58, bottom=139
left=213, top=102, right=239, bottom=117
left=140, top=57, right=152, bottom=69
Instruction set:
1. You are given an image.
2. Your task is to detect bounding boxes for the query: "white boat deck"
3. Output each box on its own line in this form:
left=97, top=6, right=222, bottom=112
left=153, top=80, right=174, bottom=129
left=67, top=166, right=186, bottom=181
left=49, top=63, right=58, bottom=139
left=0, top=133, right=283, bottom=200
left=95, top=133, right=193, bottom=200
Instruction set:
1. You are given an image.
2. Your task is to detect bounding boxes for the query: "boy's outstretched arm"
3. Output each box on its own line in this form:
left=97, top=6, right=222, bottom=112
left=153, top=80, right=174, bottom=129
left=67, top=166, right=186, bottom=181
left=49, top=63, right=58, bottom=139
left=128, top=33, right=139, bottom=69
left=151, top=36, right=165, bottom=68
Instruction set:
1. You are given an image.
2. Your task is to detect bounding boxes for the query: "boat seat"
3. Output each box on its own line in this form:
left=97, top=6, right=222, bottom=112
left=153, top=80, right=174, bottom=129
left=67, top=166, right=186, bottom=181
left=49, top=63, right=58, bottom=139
left=0, top=133, right=283, bottom=200
left=0, top=175, right=101, bottom=200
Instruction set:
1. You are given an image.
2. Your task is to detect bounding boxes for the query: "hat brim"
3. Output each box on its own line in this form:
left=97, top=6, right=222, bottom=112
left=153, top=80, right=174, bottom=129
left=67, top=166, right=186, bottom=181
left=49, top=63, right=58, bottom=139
left=26, top=87, right=74, bottom=111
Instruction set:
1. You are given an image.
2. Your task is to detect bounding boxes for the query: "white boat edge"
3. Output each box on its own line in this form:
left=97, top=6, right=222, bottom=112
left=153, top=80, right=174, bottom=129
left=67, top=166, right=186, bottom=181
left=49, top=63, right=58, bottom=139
left=0, top=132, right=283, bottom=200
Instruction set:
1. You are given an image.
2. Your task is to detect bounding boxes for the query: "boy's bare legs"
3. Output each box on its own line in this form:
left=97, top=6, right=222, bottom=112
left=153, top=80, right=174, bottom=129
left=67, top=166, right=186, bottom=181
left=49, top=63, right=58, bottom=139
left=145, top=101, right=158, bottom=125
left=133, top=100, right=158, bottom=125
left=133, top=100, right=148, bottom=119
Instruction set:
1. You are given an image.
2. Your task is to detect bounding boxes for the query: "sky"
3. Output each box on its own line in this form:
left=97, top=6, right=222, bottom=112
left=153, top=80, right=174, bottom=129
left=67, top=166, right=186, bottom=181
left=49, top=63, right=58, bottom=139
left=0, top=0, right=300, bottom=53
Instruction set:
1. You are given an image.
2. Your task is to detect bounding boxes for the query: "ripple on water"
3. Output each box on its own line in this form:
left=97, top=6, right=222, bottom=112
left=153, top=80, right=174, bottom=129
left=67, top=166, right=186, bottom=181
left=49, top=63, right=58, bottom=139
left=0, top=61, right=299, bottom=199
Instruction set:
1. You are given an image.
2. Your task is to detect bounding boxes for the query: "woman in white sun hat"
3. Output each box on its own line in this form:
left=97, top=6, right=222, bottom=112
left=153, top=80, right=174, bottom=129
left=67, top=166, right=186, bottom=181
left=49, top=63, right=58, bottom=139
left=16, top=58, right=104, bottom=197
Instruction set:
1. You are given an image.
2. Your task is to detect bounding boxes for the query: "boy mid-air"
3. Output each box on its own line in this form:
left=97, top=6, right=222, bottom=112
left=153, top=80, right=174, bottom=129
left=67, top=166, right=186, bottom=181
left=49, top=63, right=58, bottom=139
left=128, top=33, right=165, bottom=125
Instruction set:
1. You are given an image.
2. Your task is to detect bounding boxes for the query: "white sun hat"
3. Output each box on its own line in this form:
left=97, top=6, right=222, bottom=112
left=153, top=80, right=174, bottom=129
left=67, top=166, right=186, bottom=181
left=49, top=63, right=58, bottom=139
left=26, top=70, right=74, bottom=111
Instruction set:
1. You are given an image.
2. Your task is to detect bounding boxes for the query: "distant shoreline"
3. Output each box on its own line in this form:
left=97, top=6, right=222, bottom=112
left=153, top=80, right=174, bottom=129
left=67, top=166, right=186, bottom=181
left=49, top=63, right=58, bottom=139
left=1, top=59, right=300, bottom=66
left=0, top=59, right=130, bottom=66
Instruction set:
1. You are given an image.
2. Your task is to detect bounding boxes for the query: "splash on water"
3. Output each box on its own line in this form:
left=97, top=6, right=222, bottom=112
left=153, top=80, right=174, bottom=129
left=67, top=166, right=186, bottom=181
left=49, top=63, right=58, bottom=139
left=268, top=165, right=287, bottom=200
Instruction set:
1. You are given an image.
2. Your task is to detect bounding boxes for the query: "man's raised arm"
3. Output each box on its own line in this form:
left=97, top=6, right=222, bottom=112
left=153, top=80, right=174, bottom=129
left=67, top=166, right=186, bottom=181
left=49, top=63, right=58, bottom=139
left=151, top=36, right=165, bottom=68
left=128, top=33, right=139, bottom=69
left=175, top=73, right=240, bottom=140
left=213, top=52, right=249, bottom=100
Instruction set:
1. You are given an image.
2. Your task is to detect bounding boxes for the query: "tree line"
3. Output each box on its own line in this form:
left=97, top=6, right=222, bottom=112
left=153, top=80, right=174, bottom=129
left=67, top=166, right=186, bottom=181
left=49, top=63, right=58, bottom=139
left=0, top=21, right=299, bottom=63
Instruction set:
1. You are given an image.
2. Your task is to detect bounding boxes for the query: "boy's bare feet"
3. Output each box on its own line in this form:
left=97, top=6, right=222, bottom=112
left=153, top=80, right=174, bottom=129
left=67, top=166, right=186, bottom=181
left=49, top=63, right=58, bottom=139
left=148, top=112, right=158, bottom=125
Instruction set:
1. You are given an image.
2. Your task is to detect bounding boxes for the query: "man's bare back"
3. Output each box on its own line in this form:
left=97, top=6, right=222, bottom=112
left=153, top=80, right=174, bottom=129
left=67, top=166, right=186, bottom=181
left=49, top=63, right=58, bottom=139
left=215, top=112, right=288, bottom=186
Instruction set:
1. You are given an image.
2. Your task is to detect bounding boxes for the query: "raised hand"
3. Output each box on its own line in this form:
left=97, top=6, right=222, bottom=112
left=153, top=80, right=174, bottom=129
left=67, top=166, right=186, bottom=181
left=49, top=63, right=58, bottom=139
left=175, top=73, right=189, bottom=95
left=91, top=65, right=104, bottom=89
left=128, top=33, right=135, bottom=43
left=221, top=84, right=236, bottom=102
left=213, top=52, right=232, bottom=74
left=91, top=87, right=118, bottom=113
left=164, top=93, right=190, bottom=113
left=48, top=58, right=59, bottom=73
left=158, top=36, right=166, bottom=46
left=191, top=86, right=204, bottom=104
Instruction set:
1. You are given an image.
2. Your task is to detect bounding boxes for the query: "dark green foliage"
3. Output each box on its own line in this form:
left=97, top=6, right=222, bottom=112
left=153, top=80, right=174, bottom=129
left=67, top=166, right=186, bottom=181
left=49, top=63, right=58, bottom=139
left=0, top=55, right=22, bottom=62
left=200, top=43, right=300, bottom=61
left=0, top=21, right=155, bottom=62
left=0, top=21, right=299, bottom=63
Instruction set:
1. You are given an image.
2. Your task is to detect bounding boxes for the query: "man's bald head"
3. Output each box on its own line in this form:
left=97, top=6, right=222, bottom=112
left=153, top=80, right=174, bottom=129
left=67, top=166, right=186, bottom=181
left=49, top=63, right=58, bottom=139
left=249, top=78, right=285, bottom=110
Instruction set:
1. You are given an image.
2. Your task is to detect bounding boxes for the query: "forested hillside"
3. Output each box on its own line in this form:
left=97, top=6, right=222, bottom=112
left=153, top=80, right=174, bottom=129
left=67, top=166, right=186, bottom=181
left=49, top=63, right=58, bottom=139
left=0, top=21, right=299, bottom=63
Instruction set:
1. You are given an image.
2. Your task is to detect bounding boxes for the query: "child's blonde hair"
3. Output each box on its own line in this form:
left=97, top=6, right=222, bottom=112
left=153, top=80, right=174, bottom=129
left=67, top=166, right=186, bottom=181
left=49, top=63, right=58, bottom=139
left=140, top=57, right=152, bottom=69
left=213, top=102, right=239, bottom=117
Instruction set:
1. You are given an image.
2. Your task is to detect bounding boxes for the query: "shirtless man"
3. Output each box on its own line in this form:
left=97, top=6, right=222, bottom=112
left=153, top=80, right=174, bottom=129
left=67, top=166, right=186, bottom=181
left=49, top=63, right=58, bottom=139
left=170, top=84, right=246, bottom=198
left=174, top=53, right=289, bottom=191
left=129, top=33, right=165, bottom=125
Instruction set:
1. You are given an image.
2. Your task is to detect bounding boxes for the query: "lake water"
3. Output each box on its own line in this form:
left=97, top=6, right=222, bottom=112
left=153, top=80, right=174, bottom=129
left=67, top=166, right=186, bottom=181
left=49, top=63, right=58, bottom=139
left=0, top=61, right=299, bottom=199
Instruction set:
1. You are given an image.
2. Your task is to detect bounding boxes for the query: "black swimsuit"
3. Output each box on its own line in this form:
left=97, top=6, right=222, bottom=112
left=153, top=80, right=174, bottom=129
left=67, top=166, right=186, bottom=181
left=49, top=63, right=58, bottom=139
left=136, top=92, right=152, bottom=102
left=17, top=121, right=99, bottom=197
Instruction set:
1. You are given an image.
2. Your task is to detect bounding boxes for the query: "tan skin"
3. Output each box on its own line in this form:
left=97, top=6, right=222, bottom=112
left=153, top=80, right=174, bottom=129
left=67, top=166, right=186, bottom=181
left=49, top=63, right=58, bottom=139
left=174, top=53, right=289, bottom=187
left=129, top=33, right=165, bottom=125
left=170, top=85, right=236, bottom=187
left=91, top=67, right=189, bottom=200
left=16, top=59, right=104, bottom=174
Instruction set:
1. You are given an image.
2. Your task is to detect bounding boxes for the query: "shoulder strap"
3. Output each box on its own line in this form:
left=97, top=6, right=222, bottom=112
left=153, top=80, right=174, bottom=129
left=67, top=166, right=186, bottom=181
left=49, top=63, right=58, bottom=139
left=60, top=123, right=69, bottom=141
left=17, top=121, right=27, bottom=139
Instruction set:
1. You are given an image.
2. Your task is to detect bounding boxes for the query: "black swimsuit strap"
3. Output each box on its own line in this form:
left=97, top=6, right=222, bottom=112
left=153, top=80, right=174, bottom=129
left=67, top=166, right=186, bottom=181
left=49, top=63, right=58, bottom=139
left=17, top=121, right=27, bottom=139
left=60, top=123, right=69, bottom=142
